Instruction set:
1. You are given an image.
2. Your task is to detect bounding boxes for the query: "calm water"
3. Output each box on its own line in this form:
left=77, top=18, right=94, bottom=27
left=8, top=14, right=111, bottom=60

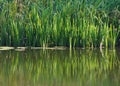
left=0, top=48, right=120, bottom=86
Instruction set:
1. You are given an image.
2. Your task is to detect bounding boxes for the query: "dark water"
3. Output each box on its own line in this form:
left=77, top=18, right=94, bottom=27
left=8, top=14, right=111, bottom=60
left=0, top=49, right=120, bottom=86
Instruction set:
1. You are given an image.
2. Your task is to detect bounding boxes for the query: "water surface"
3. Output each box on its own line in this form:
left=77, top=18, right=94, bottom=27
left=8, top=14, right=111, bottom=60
left=0, top=48, right=120, bottom=86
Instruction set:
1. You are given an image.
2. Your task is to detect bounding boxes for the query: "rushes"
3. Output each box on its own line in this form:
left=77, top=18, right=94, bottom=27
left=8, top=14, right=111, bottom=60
left=0, top=0, right=120, bottom=48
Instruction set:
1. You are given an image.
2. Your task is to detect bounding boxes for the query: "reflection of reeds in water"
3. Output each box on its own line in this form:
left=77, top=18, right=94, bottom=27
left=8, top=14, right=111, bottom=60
left=0, top=49, right=119, bottom=86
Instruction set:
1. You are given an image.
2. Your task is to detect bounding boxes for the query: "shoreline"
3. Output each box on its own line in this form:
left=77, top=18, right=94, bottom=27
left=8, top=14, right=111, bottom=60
left=0, top=46, right=118, bottom=51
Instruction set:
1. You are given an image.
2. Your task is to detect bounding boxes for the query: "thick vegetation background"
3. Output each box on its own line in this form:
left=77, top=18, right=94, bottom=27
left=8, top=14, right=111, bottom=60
left=0, top=0, right=120, bottom=48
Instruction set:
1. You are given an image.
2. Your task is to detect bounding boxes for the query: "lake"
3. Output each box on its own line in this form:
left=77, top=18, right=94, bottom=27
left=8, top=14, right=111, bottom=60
left=0, top=48, right=120, bottom=86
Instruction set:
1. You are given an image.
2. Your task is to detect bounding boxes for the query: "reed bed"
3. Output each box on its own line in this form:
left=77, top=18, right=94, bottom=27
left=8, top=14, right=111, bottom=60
left=0, top=0, right=120, bottom=48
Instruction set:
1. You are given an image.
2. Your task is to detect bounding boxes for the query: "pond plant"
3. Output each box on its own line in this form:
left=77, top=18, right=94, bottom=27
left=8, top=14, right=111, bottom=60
left=0, top=0, right=120, bottom=48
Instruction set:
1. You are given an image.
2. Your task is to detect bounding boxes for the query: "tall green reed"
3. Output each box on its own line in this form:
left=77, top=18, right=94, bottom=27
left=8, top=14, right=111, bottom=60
left=0, top=0, right=119, bottom=48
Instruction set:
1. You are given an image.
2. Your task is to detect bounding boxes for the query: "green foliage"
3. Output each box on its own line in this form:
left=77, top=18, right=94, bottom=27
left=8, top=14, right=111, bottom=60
left=0, top=0, right=120, bottom=48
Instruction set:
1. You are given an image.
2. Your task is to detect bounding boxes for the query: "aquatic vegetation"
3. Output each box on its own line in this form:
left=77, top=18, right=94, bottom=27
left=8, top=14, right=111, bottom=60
left=0, top=0, right=120, bottom=48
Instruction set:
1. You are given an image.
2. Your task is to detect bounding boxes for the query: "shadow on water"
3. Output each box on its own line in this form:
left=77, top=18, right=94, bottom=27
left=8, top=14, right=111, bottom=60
left=0, top=49, right=119, bottom=86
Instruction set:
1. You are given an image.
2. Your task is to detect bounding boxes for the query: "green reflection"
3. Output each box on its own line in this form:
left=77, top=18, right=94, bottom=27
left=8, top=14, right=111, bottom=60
left=0, top=49, right=120, bottom=86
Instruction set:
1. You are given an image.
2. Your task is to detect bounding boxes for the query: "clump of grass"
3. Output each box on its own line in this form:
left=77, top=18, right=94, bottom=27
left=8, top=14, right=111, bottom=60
left=0, top=0, right=120, bottom=48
